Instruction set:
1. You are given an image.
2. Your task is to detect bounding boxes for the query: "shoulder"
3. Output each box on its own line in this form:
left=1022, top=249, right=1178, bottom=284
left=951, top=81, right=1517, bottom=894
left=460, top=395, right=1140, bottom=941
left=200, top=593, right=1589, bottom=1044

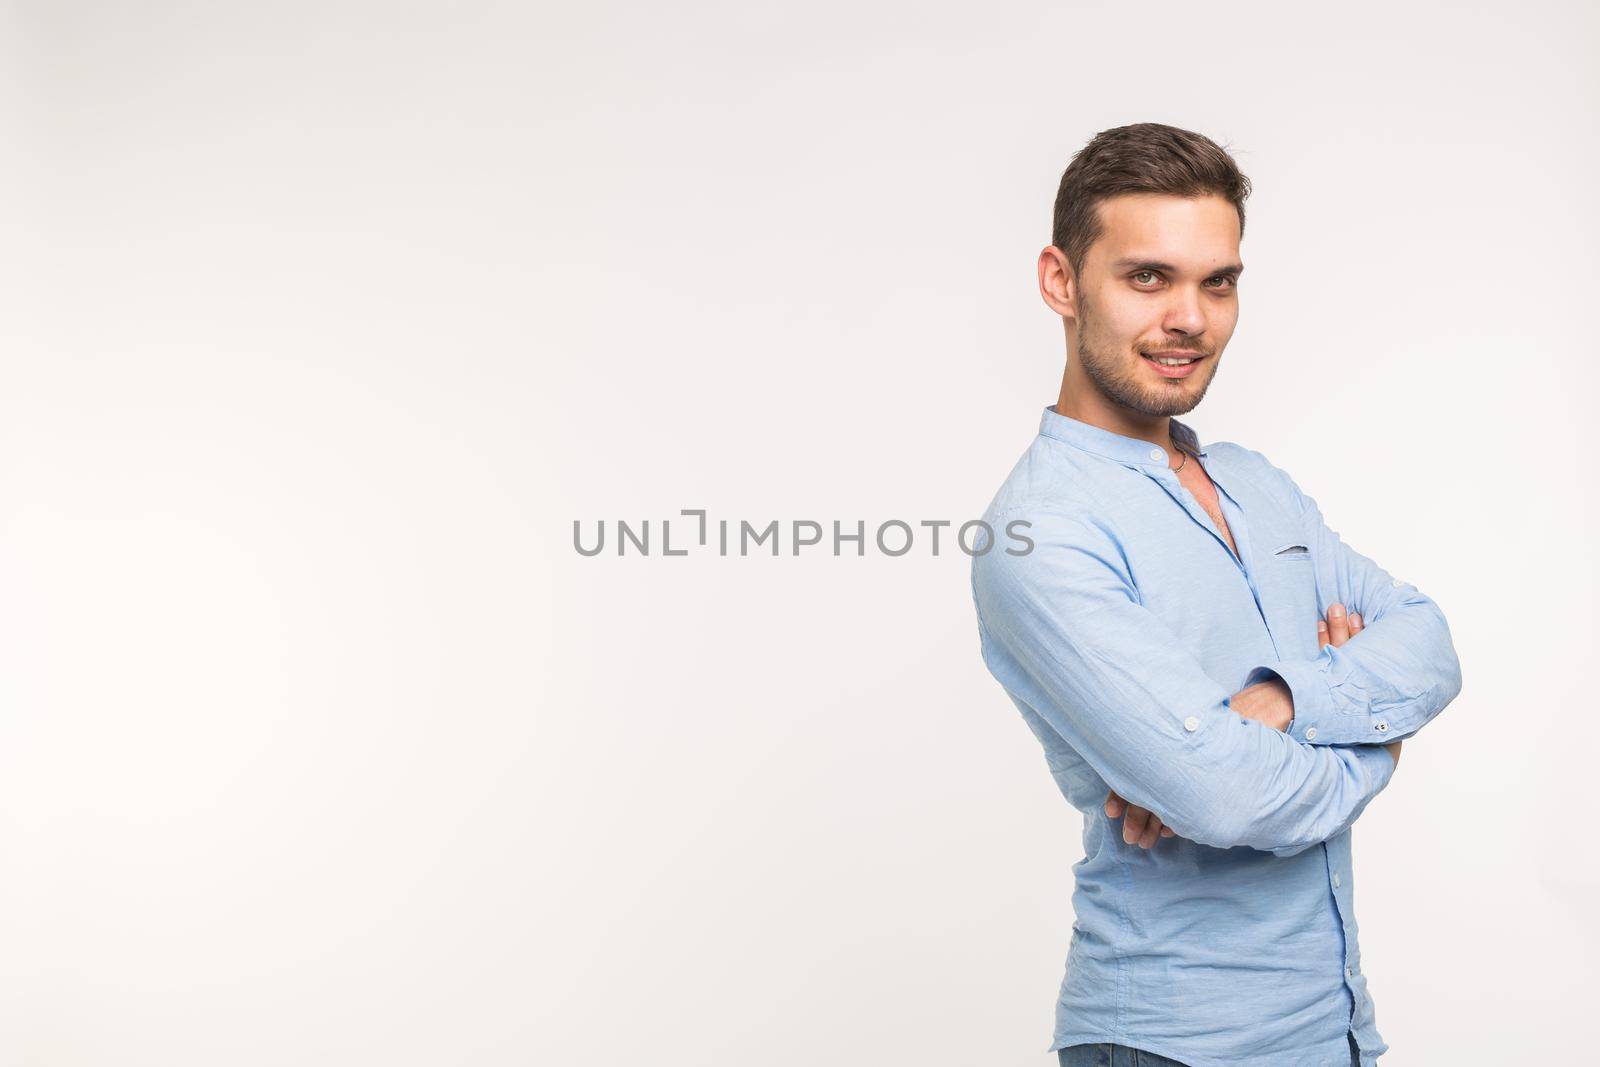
left=978, top=435, right=1106, bottom=529
left=1204, top=438, right=1308, bottom=512
left=969, top=498, right=1129, bottom=594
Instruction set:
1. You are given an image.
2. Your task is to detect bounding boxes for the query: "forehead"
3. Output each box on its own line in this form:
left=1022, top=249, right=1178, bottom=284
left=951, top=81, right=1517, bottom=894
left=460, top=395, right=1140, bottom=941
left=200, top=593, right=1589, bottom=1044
left=1089, top=193, right=1240, bottom=270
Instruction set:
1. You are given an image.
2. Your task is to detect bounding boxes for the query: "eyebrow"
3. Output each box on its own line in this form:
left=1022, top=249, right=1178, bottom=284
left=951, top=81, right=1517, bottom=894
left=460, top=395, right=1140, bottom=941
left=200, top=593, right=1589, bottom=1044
left=1112, top=258, right=1245, bottom=278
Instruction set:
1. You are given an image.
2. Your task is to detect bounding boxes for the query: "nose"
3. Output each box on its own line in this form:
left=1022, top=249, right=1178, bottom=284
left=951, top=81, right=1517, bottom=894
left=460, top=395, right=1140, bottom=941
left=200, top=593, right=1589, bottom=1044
left=1162, top=284, right=1206, bottom=338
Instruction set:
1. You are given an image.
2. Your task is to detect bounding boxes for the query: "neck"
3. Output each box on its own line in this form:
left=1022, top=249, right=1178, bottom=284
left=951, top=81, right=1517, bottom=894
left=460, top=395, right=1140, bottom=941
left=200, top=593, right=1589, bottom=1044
left=1054, top=367, right=1175, bottom=454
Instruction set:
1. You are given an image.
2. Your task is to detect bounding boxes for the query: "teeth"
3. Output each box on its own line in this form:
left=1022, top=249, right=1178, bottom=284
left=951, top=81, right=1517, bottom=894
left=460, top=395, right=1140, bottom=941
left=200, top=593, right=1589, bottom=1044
left=1152, top=357, right=1196, bottom=366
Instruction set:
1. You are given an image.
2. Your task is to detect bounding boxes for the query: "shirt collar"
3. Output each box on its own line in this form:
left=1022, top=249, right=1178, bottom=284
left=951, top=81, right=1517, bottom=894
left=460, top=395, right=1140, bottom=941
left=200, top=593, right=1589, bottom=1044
left=1037, top=403, right=1208, bottom=469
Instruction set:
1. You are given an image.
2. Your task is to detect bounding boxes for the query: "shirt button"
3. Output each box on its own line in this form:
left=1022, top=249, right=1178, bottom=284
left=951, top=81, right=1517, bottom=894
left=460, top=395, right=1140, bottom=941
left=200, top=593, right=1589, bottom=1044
left=1304, top=726, right=1318, bottom=740
left=1149, top=447, right=1165, bottom=462
left=1392, top=577, right=1404, bottom=587
left=1346, top=966, right=1354, bottom=978
left=1183, top=715, right=1199, bottom=732
left=1375, top=722, right=1388, bottom=732
left=1332, top=872, right=1342, bottom=888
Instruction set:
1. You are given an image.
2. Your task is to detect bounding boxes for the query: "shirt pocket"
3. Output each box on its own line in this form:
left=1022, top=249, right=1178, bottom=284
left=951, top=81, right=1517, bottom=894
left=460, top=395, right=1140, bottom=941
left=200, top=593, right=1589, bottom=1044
left=1271, top=541, right=1312, bottom=562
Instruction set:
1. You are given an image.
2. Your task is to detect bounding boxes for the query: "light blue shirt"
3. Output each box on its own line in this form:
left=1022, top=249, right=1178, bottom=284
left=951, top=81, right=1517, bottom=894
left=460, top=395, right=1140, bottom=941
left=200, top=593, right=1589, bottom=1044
left=969, top=405, right=1462, bottom=1067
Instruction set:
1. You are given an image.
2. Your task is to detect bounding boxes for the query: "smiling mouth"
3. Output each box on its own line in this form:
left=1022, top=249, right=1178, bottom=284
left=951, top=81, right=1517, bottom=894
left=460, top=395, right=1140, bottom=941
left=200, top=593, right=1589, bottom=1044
left=1140, top=351, right=1207, bottom=379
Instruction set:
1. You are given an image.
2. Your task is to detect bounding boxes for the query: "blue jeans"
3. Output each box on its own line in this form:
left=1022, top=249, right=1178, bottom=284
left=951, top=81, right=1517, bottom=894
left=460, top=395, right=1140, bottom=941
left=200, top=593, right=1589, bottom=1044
left=1056, top=1045, right=1190, bottom=1067
left=1058, top=1033, right=1362, bottom=1066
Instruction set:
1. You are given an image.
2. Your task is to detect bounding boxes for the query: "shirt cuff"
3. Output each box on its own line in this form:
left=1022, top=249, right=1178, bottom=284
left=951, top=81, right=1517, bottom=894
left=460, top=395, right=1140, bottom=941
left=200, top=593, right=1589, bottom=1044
left=1244, top=661, right=1368, bottom=745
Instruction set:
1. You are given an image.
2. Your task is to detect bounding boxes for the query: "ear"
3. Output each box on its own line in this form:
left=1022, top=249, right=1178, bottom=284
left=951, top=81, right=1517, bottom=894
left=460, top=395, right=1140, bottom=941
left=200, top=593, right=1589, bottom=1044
left=1039, top=246, right=1078, bottom=323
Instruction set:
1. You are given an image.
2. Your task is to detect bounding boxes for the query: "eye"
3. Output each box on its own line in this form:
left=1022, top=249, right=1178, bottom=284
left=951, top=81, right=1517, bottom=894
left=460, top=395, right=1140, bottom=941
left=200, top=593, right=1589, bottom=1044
left=1205, top=275, right=1237, bottom=290
left=1131, top=270, right=1160, bottom=286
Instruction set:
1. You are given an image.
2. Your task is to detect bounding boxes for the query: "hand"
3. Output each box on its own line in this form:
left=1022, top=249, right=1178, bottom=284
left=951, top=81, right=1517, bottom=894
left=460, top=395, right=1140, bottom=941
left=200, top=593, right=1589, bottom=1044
left=1318, top=600, right=1362, bottom=649
left=1104, top=789, right=1174, bottom=848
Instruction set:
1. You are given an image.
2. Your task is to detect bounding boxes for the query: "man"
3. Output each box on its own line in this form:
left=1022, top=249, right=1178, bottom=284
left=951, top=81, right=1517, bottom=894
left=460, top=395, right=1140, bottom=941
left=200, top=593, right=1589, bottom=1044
left=968, top=123, right=1462, bottom=1067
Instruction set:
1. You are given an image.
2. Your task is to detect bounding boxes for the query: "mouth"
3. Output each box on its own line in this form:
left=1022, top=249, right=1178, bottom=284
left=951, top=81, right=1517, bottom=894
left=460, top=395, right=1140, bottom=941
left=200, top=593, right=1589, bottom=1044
left=1141, top=351, right=1207, bottom=379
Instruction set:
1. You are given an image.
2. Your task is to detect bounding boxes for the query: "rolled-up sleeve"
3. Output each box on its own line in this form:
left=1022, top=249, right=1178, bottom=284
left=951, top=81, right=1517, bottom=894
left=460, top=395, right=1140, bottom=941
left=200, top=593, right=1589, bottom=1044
left=972, top=506, right=1396, bottom=858
left=1242, top=468, right=1464, bottom=747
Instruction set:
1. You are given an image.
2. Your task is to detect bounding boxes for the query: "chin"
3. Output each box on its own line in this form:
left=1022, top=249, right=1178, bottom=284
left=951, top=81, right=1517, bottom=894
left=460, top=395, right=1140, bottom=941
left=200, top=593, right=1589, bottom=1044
left=1136, top=388, right=1208, bottom=418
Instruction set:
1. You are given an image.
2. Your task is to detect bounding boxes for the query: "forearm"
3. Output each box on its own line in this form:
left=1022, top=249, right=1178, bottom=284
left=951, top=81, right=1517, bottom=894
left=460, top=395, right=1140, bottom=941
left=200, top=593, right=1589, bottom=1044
left=1249, top=589, right=1462, bottom=746
left=975, top=540, right=1397, bottom=855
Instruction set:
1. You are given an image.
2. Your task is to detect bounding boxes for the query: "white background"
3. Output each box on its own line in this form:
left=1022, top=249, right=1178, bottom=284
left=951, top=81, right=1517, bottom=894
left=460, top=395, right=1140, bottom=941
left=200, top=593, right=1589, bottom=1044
left=2, top=2, right=1594, bottom=1064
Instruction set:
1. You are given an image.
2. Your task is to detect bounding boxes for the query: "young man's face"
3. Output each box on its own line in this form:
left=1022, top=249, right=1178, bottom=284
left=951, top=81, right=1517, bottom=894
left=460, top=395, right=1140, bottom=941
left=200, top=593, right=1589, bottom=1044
left=1066, top=193, right=1243, bottom=418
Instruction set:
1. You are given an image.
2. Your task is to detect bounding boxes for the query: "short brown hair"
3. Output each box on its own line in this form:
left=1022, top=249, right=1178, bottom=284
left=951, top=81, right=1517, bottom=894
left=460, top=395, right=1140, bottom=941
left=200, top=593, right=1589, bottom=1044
left=1051, top=123, right=1252, bottom=277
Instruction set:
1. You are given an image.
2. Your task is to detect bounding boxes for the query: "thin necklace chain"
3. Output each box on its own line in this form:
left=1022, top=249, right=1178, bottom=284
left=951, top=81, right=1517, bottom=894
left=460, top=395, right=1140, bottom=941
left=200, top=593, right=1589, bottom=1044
left=1170, top=435, right=1188, bottom=474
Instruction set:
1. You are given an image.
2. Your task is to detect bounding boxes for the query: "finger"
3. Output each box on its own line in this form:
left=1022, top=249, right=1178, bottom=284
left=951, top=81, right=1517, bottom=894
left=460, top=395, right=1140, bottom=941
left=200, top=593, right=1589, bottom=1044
left=1123, top=806, right=1150, bottom=845
left=1349, top=610, right=1363, bottom=635
left=1160, top=826, right=1175, bottom=837
left=1138, top=812, right=1164, bottom=850
left=1317, top=618, right=1329, bottom=650
left=1104, top=791, right=1126, bottom=819
left=1326, top=602, right=1350, bottom=646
